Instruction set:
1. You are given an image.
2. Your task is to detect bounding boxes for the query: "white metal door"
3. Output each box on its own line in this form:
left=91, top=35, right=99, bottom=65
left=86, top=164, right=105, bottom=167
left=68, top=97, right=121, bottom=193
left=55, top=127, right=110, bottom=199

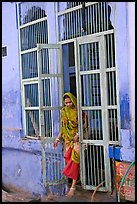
left=37, top=44, right=66, bottom=191
left=74, top=33, right=120, bottom=192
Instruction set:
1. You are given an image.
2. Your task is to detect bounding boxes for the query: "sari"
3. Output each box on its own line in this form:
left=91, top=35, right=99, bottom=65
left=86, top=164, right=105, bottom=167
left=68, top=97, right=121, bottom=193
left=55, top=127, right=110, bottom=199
left=61, top=92, right=80, bottom=180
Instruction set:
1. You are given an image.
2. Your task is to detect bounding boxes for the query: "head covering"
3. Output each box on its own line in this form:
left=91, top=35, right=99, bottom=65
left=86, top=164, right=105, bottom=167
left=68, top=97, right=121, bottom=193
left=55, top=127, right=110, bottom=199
left=63, top=92, right=77, bottom=107
left=61, top=92, right=78, bottom=142
left=61, top=92, right=80, bottom=164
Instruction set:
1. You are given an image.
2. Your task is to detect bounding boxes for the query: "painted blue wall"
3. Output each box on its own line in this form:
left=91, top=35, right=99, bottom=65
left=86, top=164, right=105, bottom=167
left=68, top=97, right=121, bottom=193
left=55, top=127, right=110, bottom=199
left=2, top=2, right=22, bottom=133
left=108, top=2, right=135, bottom=162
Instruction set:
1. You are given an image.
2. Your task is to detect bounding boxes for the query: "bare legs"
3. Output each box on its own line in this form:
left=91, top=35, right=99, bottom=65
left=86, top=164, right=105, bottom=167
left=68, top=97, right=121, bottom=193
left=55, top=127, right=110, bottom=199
left=66, top=179, right=76, bottom=197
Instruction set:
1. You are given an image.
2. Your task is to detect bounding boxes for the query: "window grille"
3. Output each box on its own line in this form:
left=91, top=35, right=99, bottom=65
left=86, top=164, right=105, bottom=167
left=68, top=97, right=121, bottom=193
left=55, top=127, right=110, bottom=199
left=19, top=2, right=47, bottom=25
left=57, top=2, right=114, bottom=41
left=18, top=2, right=48, bottom=137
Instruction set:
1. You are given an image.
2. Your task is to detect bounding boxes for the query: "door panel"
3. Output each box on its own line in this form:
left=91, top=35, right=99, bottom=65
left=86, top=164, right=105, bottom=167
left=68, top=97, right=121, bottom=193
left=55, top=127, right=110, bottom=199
left=75, top=35, right=116, bottom=192
left=37, top=44, right=65, bottom=188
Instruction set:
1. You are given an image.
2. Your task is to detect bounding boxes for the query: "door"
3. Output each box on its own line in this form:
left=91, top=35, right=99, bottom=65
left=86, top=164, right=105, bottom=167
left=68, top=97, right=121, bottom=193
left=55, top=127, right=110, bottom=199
left=74, top=34, right=118, bottom=192
left=37, top=44, right=66, bottom=190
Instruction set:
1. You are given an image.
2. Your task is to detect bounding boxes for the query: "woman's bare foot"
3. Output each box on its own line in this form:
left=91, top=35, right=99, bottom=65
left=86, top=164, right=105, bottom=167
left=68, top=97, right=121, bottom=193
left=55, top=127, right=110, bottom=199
left=66, top=187, right=75, bottom=197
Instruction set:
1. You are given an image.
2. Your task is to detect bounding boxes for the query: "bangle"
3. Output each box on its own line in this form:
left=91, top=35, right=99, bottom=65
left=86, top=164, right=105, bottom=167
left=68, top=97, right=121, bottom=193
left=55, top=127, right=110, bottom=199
left=56, top=138, right=60, bottom=142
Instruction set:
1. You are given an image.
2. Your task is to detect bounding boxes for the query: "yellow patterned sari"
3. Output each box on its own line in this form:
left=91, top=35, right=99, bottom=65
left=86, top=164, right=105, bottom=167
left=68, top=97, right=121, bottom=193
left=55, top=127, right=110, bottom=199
left=60, top=92, right=80, bottom=163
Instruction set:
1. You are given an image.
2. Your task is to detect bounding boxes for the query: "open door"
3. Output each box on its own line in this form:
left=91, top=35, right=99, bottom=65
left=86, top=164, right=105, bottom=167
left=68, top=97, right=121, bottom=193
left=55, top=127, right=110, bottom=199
left=37, top=44, right=65, bottom=191
left=74, top=34, right=117, bottom=192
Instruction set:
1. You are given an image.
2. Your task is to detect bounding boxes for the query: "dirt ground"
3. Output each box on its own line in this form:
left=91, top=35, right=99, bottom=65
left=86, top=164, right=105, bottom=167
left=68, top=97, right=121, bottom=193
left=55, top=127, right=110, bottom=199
left=2, top=183, right=118, bottom=202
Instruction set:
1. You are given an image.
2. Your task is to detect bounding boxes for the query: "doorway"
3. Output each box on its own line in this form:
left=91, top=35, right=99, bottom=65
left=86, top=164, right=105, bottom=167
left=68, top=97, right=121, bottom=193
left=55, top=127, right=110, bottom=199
left=61, top=32, right=119, bottom=192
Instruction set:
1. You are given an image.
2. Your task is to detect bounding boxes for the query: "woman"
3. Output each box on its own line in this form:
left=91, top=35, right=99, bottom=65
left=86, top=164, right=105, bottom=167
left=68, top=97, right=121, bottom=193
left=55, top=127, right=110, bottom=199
left=53, top=92, right=88, bottom=197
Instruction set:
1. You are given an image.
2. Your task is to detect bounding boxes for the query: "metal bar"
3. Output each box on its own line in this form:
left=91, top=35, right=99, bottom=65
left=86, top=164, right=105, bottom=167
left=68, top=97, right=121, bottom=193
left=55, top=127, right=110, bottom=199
left=95, top=3, right=98, bottom=33
left=103, top=2, right=106, bottom=31
left=94, top=146, right=97, bottom=186
left=87, top=5, right=90, bottom=34
left=113, top=109, right=116, bottom=141
left=89, top=145, right=93, bottom=185
left=100, top=146, right=104, bottom=183
left=98, top=110, right=101, bottom=140
left=19, top=16, right=48, bottom=29
left=91, top=111, right=94, bottom=139
left=112, top=71, right=115, bottom=105
left=96, top=146, right=100, bottom=184
left=100, top=3, right=103, bottom=32
left=71, top=11, right=74, bottom=38
left=86, top=145, right=90, bottom=185
left=109, top=72, right=112, bottom=105
left=99, top=36, right=111, bottom=191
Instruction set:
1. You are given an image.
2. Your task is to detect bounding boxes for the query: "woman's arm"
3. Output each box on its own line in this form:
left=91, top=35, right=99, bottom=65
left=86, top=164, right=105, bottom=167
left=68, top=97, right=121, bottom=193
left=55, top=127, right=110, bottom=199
left=53, top=132, right=62, bottom=148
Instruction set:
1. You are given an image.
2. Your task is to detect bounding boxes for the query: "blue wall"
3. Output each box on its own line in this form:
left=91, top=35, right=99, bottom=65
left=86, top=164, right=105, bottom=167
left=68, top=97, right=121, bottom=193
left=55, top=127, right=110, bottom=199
left=2, top=2, right=22, bottom=132
left=108, top=2, right=135, bottom=162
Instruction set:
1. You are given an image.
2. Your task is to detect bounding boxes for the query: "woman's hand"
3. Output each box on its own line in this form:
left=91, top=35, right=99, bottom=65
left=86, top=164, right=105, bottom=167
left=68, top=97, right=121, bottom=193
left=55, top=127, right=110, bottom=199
left=73, top=133, right=79, bottom=143
left=53, top=138, right=59, bottom=148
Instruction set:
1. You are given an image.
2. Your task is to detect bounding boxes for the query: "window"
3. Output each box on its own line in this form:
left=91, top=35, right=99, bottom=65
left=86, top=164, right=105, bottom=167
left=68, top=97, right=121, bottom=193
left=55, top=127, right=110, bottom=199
left=2, top=46, right=7, bottom=57
left=18, top=3, right=49, bottom=138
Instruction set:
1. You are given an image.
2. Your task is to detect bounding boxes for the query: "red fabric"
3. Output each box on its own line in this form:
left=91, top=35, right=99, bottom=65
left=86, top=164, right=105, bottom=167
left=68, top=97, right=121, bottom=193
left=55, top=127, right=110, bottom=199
left=62, top=147, right=80, bottom=180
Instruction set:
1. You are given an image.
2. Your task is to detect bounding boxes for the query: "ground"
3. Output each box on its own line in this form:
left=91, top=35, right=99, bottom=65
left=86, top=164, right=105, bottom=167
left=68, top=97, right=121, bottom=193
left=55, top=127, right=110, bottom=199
left=2, top=183, right=118, bottom=202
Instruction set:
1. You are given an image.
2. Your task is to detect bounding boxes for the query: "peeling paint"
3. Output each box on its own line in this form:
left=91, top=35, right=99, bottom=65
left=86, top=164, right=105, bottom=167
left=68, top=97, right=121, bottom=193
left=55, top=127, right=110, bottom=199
left=120, top=147, right=135, bottom=162
left=120, top=94, right=130, bottom=129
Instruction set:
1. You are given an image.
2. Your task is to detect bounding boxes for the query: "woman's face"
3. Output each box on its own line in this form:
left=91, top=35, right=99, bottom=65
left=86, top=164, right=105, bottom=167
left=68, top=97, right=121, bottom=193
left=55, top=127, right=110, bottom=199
left=64, top=97, right=73, bottom=108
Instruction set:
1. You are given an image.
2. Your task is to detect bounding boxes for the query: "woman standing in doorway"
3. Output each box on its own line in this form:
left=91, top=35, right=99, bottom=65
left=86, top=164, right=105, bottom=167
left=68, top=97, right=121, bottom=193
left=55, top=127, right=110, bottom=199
left=53, top=92, right=88, bottom=197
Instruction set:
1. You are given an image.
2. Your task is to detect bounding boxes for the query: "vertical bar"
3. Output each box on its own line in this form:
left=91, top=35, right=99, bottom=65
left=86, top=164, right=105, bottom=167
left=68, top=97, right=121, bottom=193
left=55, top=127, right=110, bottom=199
left=78, top=8, right=81, bottom=37
left=107, top=35, right=111, bottom=68
left=71, top=11, right=74, bottom=38
left=111, top=34, right=114, bottom=68
left=109, top=72, right=112, bottom=105
left=93, top=146, right=97, bottom=186
left=95, top=109, right=98, bottom=140
left=93, top=4, right=95, bottom=33
left=98, top=110, right=101, bottom=140
left=80, top=8, right=83, bottom=37
left=98, top=3, right=101, bottom=32
left=113, top=109, right=116, bottom=141
left=106, top=3, right=109, bottom=30
left=66, top=13, right=68, bottom=40
left=95, top=4, right=98, bottom=34
left=95, top=42, right=97, bottom=70
left=73, top=10, right=76, bottom=37
left=90, top=145, right=93, bottom=185
left=76, top=9, right=78, bottom=36
left=95, top=146, right=100, bottom=185
left=100, top=2, right=103, bottom=32
left=112, top=71, right=115, bottom=105
left=104, top=2, right=106, bottom=31
left=111, top=109, right=114, bottom=141
left=91, top=43, right=94, bottom=70
left=88, top=43, right=90, bottom=70
left=87, top=74, right=90, bottom=106
left=92, top=111, right=95, bottom=140
left=97, top=73, right=100, bottom=106
left=86, top=146, right=90, bottom=185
